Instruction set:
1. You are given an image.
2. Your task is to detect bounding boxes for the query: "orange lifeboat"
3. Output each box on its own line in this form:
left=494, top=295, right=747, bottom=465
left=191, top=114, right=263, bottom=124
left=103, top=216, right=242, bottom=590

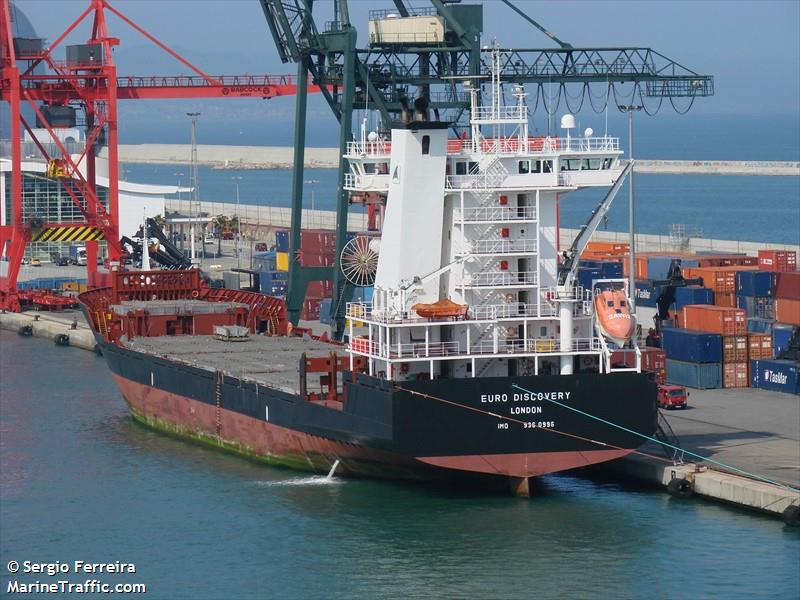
left=411, top=298, right=468, bottom=320
left=594, top=289, right=634, bottom=348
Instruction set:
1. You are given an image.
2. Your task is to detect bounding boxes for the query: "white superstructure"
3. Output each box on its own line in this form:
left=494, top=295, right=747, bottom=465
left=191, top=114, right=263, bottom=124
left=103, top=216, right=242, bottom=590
left=345, top=47, right=637, bottom=382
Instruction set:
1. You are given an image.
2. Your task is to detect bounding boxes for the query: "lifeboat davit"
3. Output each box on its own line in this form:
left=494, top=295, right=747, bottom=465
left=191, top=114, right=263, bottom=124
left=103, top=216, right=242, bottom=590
left=594, top=289, right=634, bottom=348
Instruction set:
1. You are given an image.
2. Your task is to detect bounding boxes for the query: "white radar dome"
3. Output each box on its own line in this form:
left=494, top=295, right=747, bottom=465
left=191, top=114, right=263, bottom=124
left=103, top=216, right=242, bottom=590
left=560, top=114, right=576, bottom=129
left=584, top=127, right=594, bottom=137
left=367, top=131, right=379, bottom=142
left=368, top=238, right=381, bottom=253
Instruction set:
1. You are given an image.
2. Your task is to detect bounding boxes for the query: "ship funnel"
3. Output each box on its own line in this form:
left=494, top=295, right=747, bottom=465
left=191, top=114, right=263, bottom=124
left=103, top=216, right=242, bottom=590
left=413, top=97, right=430, bottom=122
left=400, top=97, right=411, bottom=124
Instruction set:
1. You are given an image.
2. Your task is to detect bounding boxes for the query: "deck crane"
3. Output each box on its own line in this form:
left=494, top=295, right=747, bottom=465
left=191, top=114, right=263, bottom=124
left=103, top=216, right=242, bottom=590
left=258, top=0, right=714, bottom=339
left=0, top=0, right=313, bottom=311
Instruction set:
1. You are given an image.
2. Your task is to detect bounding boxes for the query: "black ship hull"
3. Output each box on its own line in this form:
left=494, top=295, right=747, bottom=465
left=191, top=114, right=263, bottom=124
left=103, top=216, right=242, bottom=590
left=99, top=340, right=658, bottom=488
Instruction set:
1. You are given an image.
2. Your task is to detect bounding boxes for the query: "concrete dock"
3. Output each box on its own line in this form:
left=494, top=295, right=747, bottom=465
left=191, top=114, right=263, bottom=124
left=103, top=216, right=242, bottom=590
left=590, top=387, right=799, bottom=520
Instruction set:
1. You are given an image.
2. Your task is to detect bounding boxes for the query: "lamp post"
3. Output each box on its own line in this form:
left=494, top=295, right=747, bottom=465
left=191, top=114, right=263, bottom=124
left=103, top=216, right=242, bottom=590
left=232, top=176, right=243, bottom=268
left=187, top=112, right=200, bottom=262
left=304, top=179, right=319, bottom=211
left=618, top=104, right=642, bottom=312
left=174, top=172, right=184, bottom=251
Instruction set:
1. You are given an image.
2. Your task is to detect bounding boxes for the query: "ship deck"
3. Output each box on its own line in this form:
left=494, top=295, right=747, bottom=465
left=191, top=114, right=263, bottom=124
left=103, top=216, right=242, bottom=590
left=122, top=334, right=343, bottom=394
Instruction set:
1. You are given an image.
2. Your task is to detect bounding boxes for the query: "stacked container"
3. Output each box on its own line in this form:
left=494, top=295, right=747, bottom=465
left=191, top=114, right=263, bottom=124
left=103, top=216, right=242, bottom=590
left=751, top=359, right=800, bottom=395
left=679, top=305, right=748, bottom=388
left=758, top=250, right=797, bottom=272
left=774, top=272, right=800, bottom=326
left=661, top=328, right=723, bottom=389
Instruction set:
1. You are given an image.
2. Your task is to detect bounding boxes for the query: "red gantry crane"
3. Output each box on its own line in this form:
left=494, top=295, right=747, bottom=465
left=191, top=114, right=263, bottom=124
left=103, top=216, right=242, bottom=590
left=0, top=0, right=312, bottom=311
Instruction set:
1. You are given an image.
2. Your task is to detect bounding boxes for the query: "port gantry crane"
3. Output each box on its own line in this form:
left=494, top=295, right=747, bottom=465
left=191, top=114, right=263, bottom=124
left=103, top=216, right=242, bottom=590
left=258, top=0, right=714, bottom=339
left=0, top=0, right=311, bottom=310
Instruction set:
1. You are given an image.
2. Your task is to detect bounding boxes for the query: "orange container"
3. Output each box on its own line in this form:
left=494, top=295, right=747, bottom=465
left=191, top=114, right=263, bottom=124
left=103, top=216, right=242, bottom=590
left=722, top=362, right=749, bottom=388
left=722, top=336, right=748, bottom=363
left=682, top=305, right=747, bottom=336
left=714, top=292, right=736, bottom=308
left=586, top=241, right=629, bottom=255
left=683, top=266, right=757, bottom=294
left=747, top=333, right=773, bottom=360
left=775, top=298, right=800, bottom=325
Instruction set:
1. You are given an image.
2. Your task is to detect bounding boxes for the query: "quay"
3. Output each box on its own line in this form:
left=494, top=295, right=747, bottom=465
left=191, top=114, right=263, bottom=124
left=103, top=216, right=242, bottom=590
left=116, top=144, right=800, bottom=177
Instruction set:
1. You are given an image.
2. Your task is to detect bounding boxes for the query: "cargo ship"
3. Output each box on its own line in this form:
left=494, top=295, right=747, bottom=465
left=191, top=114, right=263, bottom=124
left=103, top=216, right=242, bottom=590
left=80, top=50, right=658, bottom=495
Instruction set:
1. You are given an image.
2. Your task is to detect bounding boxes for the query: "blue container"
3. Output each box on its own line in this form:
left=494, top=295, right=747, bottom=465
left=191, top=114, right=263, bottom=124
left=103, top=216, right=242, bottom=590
left=275, top=230, right=290, bottom=252
left=252, top=251, right=277, bottom=272
left=666, top=359, right=722, bottom=389
left=647, top=256, right=700, bottom=281
left=577, top=268, right=602, bottom=291
left=736, top=270, right=773, bottom=297
left=578, top=259, right=604, bottom=270
left=319, top=298, right=333, bottom=325
left=751, top=359, right=800, bottom=395
left=600, top=261, right=623, bottom=278
left=259, top=276, right=287, bottom=296
left=662, top=328, right=722, bottom=363
left=634, top=279, right=663, bottom=308
left=736, top=295, right=774, bottom=319
left=695, top=251, right=745, bottom=256
left=773, top=324, right=797, bottom=357
left=747, top=318, right=774, bottom=334
left=674, top=286, right=714, bottom=311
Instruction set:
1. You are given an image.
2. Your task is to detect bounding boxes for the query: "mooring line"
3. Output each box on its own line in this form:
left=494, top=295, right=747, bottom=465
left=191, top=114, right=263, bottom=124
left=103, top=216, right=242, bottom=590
left=511, top=383, right=799, bottom=493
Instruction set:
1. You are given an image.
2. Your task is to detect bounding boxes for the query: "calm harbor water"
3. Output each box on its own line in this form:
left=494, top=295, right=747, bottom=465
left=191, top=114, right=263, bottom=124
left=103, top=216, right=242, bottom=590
left=1, top=331, right=798, bottom=599
left=122, top=165, right=800, bottom=246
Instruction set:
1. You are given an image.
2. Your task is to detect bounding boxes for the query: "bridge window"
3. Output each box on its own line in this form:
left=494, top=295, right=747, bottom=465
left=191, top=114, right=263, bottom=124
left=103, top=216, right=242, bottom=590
left=468, top=161, right=479, bottom=174
left=532, top=160, right=542, bottom=173
left=456, top=162, right=467, bottom=175
left=518, top=160, right=529, bottom=174
left=602, top=158, right=612, bottom=170
left=364, top=163, right=376, bottom=174
left=422, top=135, right=430, bottom=155
left=542, top=160, right=553, bottom=173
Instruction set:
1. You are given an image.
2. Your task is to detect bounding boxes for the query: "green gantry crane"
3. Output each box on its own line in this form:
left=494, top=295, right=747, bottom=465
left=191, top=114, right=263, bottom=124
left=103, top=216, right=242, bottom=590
left=258, top=0, right=714, bottom=338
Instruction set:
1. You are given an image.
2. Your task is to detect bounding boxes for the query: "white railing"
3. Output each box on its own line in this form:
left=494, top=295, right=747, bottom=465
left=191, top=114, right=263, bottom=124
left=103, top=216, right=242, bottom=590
left=463, top=238, right=537, bottom=255
left=491, top=303, right=547, bottom=318
left=457, top=206, right=537, bottom=222
left=461, top=270, right=537, bottom=288
left=470, top=106, right=528, bottom=122
left=471, top=337, right=602, bottom=355
left=345, top=140, right=391, bottom=157
left=347, top=302, right=497, bottom=324
left=388, top=341, right=461, bottom=358
left=344, top=173, right=390, bottom=190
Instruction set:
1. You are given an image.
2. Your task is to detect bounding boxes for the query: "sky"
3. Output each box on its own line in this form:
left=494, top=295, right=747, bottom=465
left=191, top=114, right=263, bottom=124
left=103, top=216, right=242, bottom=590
left=6, top=0, right=800, bottom=149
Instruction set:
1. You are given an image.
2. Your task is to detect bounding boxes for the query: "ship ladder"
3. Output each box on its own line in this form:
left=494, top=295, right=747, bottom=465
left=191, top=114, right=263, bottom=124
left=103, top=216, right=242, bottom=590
left=655, top=411, right=684, bottom=463
left=214, top=370, right=223, bottom=441
left=95, top=311, right=109, bottom=339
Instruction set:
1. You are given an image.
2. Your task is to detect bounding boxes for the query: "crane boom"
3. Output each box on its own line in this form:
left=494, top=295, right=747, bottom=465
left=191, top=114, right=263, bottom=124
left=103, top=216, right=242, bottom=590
left=558, top=160, right=634, bottom=290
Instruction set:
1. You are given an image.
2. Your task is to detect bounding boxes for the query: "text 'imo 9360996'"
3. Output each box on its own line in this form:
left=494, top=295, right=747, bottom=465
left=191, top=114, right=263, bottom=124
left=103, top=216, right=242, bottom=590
left=80, top=47, right=657, bottom=496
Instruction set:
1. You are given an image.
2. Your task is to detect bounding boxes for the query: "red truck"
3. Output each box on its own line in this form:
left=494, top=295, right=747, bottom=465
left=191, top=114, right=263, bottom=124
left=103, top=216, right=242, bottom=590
left=658, top=384, right=688, bottom=409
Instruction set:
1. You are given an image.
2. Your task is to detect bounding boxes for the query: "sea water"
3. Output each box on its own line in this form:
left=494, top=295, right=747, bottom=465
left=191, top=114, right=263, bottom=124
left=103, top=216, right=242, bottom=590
left=1, top=332, right=798, bottom=599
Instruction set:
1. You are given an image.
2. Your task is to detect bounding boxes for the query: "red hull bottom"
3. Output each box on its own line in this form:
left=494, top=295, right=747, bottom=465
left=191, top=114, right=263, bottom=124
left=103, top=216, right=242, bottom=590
left=113, top=375, right=632, bottom=487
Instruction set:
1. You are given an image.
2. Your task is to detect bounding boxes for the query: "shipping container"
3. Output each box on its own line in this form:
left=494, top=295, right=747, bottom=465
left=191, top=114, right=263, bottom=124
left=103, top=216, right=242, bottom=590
left=252, top=251, right=277, bottom=273
left=633, top=279, right=664, bottom=308
left=775, top=298, right=800, bottom=325
left=775, top=272, right=800, bottom=300
left=682, top=305, right=746, bottom=336
left=750, top=359, right=800, bottom=395
left=714, top=292, right=736, bottom=308
left=577, top=268, right=602, bottom=291
left=773, top=324, right=796, bottom=357
left=674, top=286, right=713, bottom=311
left=666, top=359, right=721, bottom=389
left=682, top=266, right=756, bottom=294
left=722, top=362, right=749, bottom=388
left=307, top=280, right=334, bottom=299
left=610, top=347, right=666, bottom=382
left=758, top=250, right=797, bottom=273
left=721, top=335, right=748, bottom=363
left=646, top=256, right=700, bottom=281
left=736, top=295, right=775, bottom=319
left=662, top=328, right=722, bottom=363
left=300, top=298, right=323, bottom=321
left=747, top=333, right=773, bottom=360
left=275, top=229, right=289, bottom=252
left=697, top=255, right=758, bottom=268
left=736, top=270, right=774, bottom=297
left=747, top=317, right=774, bottom=334
left=319, top=298, right=333, bottom=325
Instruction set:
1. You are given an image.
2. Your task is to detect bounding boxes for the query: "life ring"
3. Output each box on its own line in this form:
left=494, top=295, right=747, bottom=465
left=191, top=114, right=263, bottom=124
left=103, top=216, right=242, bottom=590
left=54, top=333, right=70, bottom=347
left=782, top=505, right=800, bottom=527
left=667, top=477, right=693, bottom=499
left=17, top=325, right=33, bottom=337
left=191, top=290, right=200, bottom=298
